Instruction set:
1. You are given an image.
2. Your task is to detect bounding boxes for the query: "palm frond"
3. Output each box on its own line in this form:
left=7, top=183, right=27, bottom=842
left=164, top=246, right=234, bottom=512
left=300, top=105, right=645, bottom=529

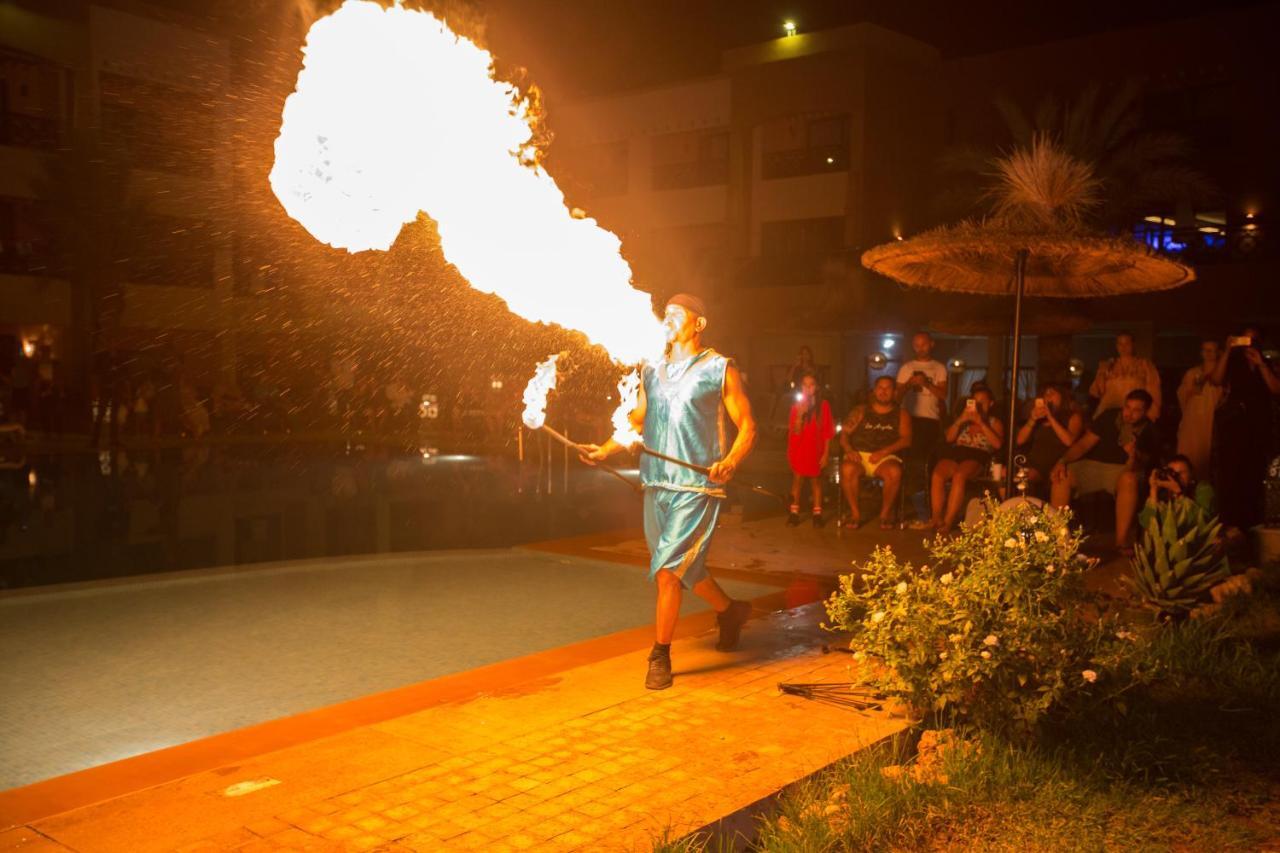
left=1093, top=78, right=1146, bottom=151
left=987, top=135, right=1102, bottom=229
left=995, top=96, right=1036, bottom=146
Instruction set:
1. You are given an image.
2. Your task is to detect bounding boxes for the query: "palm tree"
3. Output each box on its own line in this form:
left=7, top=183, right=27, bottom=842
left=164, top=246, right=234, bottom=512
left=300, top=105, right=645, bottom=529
left=937, top=80, right=1217, bottom=232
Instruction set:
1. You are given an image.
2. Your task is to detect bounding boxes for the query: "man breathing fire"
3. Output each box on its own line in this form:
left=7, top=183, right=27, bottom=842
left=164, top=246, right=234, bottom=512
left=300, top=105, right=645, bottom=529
left=581, top=294, right=757, bottom=690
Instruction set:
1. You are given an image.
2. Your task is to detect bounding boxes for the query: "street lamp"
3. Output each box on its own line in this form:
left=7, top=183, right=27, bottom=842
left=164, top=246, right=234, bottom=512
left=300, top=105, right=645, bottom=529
left=782, top=20, right=797, bottom=37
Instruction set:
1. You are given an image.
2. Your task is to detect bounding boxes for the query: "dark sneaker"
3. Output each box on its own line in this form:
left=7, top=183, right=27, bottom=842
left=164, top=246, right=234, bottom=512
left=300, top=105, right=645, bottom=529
left=645, top=651, right=673, bottom=690
left=812, top=513, right=826, bottom=529
left=786, top=512, right=802, bottom=526
left=716, top=600, right=753, bottom=651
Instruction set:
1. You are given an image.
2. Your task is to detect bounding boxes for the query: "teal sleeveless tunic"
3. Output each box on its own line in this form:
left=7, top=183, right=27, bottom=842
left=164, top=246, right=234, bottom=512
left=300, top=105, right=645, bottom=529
left=641, top=349, right=730, bottom=497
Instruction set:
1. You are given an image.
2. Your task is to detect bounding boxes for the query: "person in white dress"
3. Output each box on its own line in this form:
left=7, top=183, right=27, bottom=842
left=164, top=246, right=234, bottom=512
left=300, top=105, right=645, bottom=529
left=1175, top=338, right=1222, bottom=478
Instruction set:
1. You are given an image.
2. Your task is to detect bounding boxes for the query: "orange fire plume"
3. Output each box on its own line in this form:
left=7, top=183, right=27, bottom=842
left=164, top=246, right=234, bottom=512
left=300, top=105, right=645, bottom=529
left=270, top=0, right=660, bottom=440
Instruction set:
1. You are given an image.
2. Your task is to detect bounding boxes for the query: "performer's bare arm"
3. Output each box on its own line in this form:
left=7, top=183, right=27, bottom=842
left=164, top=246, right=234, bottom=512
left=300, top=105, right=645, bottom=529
left=708, top=364, right=756, bottom=484
left=581, top=384, right=647, bottom=462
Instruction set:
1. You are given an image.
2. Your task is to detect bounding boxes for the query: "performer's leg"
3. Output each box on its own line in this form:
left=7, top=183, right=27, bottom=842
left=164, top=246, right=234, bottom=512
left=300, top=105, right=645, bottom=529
left=691, top=575, right=730, bottom=611
left=654, top=568, right=683, bottom=644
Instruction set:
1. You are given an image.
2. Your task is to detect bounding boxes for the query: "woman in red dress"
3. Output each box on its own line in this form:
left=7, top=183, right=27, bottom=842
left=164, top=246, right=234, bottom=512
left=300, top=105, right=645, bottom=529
left=787, top=372, right=836, bottom=527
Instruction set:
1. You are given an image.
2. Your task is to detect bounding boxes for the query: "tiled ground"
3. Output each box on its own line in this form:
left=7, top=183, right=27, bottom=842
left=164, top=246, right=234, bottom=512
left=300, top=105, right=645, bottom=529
left=11, top=604, right=904, bottom=852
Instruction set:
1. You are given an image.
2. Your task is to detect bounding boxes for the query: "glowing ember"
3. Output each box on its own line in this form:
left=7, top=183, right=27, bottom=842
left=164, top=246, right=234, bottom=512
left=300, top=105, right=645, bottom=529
left=270, top=0, right=662, bottom=366
left=521, top=354, right=559, bottom=430
left=611, top=370, right=642, bottom=448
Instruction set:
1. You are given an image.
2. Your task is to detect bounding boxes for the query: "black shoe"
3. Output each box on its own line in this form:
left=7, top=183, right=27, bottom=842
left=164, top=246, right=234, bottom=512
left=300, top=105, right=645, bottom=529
left=716, top=600, right=753, bottom=651
left=786, top=511, right=802, bottom=526
left=812, top=513, right=826, bottom=529
left=645, top=650, right=673, bottom=690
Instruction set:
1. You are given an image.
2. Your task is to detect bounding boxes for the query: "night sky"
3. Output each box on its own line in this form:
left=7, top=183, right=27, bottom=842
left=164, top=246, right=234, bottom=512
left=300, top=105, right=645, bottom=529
left=159, top=0, right=1272, bottom=98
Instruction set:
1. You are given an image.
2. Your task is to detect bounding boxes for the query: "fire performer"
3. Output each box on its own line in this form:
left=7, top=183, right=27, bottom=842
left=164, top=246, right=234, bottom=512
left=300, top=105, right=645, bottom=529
left=581, top=294, right=757, bottom=690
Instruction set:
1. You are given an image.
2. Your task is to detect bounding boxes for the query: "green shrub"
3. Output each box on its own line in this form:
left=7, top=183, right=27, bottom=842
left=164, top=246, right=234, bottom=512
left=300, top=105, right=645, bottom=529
left=825, top=498, right=1121, bottom=735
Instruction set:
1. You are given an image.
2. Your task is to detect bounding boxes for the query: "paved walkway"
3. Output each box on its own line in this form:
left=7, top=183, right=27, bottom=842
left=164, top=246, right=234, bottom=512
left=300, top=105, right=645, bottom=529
left=0, top=602, right=903, bottom=852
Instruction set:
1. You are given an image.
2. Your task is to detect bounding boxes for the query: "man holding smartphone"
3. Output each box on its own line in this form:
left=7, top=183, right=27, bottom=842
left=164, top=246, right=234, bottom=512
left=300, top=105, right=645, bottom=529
left=896, top=332, right=948, bottom=520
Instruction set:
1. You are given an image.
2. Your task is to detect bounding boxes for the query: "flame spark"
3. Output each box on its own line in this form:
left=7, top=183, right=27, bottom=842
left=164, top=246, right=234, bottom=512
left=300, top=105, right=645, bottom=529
left=611, top=370, right=642, bottom=448
left=269, top=0, right=662, bottom=366
left=521, top=354, right=559, bottom=430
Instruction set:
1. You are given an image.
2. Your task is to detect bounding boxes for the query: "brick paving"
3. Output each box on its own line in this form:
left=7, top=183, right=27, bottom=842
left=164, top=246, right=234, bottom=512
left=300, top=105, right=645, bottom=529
left=8, top=603, right=904, bottom=852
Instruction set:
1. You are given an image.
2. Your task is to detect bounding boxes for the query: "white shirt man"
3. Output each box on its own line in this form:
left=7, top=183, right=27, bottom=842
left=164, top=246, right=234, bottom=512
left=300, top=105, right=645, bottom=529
left=895, top=332, right=948, bottom=422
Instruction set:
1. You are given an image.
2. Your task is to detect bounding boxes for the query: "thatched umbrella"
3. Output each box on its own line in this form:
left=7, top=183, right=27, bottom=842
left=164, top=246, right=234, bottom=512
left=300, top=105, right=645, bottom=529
left=863, top=138, right=1195, bottom=492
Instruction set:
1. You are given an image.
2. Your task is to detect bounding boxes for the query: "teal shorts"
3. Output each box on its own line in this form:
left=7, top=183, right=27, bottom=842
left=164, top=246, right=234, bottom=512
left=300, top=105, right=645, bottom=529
left=643, top=487, right=723, bottom=589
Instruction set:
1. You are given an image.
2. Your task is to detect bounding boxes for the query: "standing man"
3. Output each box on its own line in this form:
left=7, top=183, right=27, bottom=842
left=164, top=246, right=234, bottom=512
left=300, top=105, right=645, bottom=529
left=896, top=331, right=948, bottom=454
left=582, top=294, right=757, bottom=690
left=896, top=332, right=948, bottom=523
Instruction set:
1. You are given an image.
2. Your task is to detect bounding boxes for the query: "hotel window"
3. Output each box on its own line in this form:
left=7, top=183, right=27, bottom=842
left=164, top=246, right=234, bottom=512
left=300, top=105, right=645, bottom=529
left=759, top=217, right=845, bottom=285
left=0, top=50, right=67, bottom=149
left=99, top=73, right=218, bottom=176
left=651, top=129, right=729, bottom=190
left=761, top=114, right=849, bottom=180
left=0, top=196, right=56, bottom=276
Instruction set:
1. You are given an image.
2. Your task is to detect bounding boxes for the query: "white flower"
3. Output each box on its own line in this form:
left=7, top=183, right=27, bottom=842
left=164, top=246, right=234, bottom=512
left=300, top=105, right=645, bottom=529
left=983, top=634, right=999, bottom=647
left=1082, top=670, right=1098, bottom=683
left=1034, top=530, right=1049, bottom=543
left=980, top=650, right=991, bottom=660
left=871, top=611, right=886, bottom=623
left=895, top=581, right=908, bottom=595
left=940, top=572, right=954, bottom=585
left=1004, top=538, right=1018, bottom=548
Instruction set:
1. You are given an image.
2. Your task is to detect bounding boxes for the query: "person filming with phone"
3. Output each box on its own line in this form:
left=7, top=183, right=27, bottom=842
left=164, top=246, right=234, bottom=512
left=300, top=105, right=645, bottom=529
left=1134, top=454, right=1217, bottom=534
left=926, top=386, right=1004, bottom=533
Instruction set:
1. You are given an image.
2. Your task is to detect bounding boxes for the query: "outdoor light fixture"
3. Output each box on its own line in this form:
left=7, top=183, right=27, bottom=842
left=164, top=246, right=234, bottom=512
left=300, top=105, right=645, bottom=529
left=882, top=336, right=895, bottom=350
left=868, top=352, right=888, bottom=369
left=826, top=156, right=835, bottom=164
left=948, top=357, right=966, bottom=373
left=1068, top=358, right=1085, bottom=377
left=782, top=20, right=797, bottom=36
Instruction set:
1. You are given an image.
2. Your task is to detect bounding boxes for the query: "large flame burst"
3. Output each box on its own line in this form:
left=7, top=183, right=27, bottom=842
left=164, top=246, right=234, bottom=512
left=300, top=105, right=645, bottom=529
left=270, top=0, right=661, bottom=436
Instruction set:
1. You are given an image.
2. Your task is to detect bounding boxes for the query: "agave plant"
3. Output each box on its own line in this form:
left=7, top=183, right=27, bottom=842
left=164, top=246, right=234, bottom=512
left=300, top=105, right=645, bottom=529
left=1128, top=500, right=1229, bottom=617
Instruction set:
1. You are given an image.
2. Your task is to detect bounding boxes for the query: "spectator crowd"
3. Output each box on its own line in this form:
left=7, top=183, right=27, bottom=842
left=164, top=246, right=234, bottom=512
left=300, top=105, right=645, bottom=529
left=784, top=328, right=1280, bottom=550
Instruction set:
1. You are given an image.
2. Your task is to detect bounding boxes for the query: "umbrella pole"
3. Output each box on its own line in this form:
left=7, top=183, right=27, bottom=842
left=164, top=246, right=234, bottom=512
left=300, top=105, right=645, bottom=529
left=1005, top=248, right=1029, bottom=495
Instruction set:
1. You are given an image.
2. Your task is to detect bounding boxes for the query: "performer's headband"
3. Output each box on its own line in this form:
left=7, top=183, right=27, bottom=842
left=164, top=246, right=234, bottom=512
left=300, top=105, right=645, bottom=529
left=666, top=293, right=707, bottom=319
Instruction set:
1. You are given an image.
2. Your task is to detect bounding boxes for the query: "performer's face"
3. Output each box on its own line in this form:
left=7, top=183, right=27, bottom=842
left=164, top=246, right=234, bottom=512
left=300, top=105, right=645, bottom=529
left=662, top=304, right=703, bottom=343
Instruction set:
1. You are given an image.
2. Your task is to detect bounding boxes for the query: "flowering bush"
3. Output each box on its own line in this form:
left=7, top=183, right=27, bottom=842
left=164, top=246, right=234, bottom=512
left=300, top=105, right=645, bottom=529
left=825, top=498, right=1121, bottom=735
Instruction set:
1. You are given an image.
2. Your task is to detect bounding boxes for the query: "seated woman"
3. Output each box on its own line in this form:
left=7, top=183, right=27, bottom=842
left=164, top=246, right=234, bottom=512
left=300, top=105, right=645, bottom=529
left=928, top=387, right=1004, bottom=533
left=1015, top=383, right=1084, bottom=494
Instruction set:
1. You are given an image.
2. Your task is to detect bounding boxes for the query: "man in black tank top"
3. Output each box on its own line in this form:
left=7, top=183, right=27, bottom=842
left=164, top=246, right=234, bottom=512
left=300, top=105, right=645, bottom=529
left=839, top=376, right=913, bottom=529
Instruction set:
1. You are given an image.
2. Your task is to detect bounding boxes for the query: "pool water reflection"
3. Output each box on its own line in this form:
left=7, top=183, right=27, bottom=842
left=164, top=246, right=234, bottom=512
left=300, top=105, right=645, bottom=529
left=0, top=443, right=642, bottom=590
